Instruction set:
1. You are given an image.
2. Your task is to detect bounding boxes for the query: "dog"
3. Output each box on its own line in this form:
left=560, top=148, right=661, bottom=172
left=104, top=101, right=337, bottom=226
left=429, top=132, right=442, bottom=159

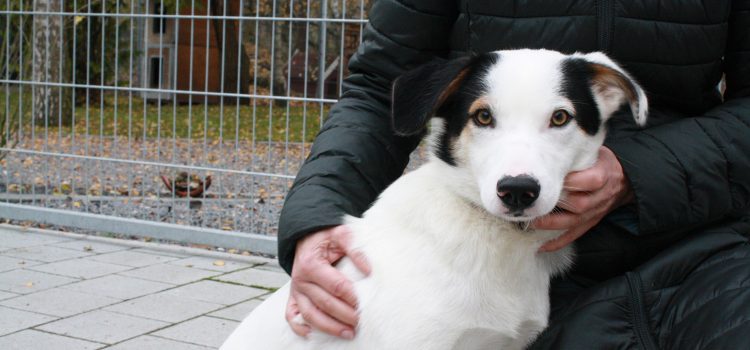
left=221, top=49, right=648, bottom=350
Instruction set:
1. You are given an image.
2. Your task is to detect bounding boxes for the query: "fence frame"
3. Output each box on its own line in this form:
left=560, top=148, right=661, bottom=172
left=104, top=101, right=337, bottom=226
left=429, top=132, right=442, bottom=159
left=1, top=0, right=370, bottom=256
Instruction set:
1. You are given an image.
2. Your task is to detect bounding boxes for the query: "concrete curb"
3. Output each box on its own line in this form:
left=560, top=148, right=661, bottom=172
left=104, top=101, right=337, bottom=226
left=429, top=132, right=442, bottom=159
left=0, top=223, right=281, bottom=268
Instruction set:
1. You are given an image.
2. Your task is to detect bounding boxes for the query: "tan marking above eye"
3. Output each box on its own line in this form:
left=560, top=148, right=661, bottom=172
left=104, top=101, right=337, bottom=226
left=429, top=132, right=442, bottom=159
left=468, top=96, right=490, bottom=116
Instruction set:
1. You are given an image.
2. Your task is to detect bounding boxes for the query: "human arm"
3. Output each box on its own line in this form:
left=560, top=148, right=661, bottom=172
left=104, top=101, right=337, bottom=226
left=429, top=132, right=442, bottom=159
left=276, top=0, right=459, bottom=338
left=535, top=0, right=750, bottom=247
left=602, top=0, right=750, bottom=236
left=278, top=0, right=458, bottom=274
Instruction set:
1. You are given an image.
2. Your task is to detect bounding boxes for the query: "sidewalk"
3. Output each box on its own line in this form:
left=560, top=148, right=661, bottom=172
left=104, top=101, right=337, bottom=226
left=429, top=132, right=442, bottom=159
left=0, top=224, right=289, bottom=349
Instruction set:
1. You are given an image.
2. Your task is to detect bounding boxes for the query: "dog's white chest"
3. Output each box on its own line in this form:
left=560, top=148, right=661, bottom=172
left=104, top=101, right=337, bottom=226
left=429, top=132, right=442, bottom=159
left=347, top=243, right=552, bottom=349
left=336, top=167, right=563, bottom=349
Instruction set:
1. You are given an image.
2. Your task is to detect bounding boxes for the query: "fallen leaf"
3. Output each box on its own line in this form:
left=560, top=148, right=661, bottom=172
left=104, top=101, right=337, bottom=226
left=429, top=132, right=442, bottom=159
left=24, top=282, right=34, bottom=288
left=213, top=260, right=226, bottom=267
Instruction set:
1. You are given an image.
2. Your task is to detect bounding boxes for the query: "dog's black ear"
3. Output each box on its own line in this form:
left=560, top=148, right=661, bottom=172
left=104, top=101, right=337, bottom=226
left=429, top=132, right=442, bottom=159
left=391, top=57, right=474, bottom=136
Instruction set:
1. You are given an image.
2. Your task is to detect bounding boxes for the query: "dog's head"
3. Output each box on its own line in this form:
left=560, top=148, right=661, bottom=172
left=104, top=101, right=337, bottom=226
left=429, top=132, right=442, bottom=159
left=392, top=49, right=648, bottom=222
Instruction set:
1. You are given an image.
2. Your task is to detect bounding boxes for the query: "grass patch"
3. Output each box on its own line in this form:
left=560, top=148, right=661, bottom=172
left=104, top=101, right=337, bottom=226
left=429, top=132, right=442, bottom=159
left=1, top=91, right=330, bottom=143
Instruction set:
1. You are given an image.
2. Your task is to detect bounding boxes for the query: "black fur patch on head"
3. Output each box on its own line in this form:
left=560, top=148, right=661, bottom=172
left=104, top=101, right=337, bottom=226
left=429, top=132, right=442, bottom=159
left=391, top=57, right=473, bottom=137
left=391, top=53, right=500, bottom=166
left=433, top=53, right=500, bottom=165
left=560, top=58, right=601, bottom=135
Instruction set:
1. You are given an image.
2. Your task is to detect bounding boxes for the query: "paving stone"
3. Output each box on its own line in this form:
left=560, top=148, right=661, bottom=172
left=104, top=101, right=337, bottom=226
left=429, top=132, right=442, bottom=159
left=0, top=256, right=41, bottom=273
left=161, top=280, right=267, bottom=306
left=209, top=299, right=264, bottom=322
left=131, top=247, right=189, bottom=258
left=38, top=310, right=167, bottom=344
left=0, top=230, right=71, bottom=249
left=253, top=263, right=286, bottom=274
left=154, top=316, right=239, bottom=348
left=213, top=268, right=290, bottom=290
left=60, top=275, right=172, bottom=300
left=0, top=329, right=104, bottom=350
left=168, top=256, right=253, bottom=272
left=107, top=335, right=211, bottom=350
left=0, top=306, right=57, bottom=336
left=53, top=240, right=131, bottom=254
left=0, top=269, right=79, bottom=294
left=104, top=293, right=222, bottom=323
left=0, top=290, right=19, bottom=301
left=3, top=245, right=94, bottom=263
left=118, top=264, right=219, bottom=285
left=28, top=258, right=133, bottom=279
left=0, top=288, right=120, bottom=317
left=89, top=250, right=179, bottom=268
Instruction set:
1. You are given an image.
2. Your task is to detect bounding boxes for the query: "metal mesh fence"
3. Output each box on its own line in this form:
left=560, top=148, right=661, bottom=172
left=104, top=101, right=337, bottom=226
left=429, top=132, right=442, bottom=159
left=0, top=0, right=371, bottom=255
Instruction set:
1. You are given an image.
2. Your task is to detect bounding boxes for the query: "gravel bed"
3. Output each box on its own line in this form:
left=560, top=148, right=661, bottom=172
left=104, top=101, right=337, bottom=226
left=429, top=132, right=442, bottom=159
left=1, top=133, right=429, bottom=240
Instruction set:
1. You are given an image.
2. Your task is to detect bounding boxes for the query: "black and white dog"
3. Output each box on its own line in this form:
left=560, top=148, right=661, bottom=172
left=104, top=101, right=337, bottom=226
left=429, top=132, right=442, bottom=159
left=221, top=49, right=647, bottom=350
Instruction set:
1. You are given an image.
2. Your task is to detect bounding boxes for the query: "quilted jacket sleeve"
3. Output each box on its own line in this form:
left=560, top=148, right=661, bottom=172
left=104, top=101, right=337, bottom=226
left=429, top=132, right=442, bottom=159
left=276, top=0, right=458, bottom=273
left=605, top=0, right=750, bottom=235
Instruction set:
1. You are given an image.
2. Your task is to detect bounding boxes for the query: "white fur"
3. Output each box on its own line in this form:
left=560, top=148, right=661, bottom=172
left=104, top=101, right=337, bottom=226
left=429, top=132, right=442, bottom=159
left=221, top=49, right=647, bottom=350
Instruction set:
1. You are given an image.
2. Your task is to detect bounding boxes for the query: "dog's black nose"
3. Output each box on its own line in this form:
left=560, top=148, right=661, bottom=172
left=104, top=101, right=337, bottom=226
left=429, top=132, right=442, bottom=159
left=496, top=175, right=540, bottom=211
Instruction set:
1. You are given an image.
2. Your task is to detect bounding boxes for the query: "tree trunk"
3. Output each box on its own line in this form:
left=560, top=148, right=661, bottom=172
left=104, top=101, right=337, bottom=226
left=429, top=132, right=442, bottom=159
left=32, top=0, right=64, bottom=125
left=211, top=0, right=250, bottom=103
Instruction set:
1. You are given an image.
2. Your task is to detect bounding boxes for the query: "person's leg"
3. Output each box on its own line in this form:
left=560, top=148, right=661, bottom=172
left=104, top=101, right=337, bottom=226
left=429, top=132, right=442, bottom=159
left=531, top=220, right=750, bottom=349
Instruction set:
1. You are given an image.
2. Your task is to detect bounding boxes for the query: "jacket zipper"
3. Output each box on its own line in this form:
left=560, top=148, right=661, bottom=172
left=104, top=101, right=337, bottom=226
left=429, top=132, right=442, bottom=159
left=596, top=0, right=615, bottom=52
left=465, top=1, right=473, bottom=54
left=625, top=272, right=659, bottom=350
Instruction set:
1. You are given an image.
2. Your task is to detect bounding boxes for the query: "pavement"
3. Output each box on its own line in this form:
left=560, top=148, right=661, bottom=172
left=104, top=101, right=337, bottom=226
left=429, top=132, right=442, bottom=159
left=0, top=224, right=290, bottom=349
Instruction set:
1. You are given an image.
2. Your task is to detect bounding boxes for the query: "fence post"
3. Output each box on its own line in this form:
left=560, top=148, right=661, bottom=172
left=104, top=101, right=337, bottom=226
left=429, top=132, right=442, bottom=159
left=318, top=0, right=327, bottom=99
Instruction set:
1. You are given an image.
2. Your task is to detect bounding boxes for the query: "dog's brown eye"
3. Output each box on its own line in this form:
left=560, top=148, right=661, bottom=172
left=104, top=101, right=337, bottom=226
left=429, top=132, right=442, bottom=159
left=473, top=109, right=494, bottom=127
left=550, top=110, right=573, bottom=127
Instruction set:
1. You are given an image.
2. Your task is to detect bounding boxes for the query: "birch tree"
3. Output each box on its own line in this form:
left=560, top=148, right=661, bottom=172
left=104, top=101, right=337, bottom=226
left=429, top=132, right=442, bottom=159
left=32, top=0, right=63, bottom=124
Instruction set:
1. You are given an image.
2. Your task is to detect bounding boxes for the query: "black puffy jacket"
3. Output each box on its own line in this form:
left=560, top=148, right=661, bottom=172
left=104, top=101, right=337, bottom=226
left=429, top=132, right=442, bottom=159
left=278, top=1, right=750, bottom=348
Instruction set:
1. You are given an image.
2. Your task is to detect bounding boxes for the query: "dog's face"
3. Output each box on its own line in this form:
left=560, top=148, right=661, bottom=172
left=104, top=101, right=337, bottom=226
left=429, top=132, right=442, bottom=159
left=392, top=49, right=647, bottom=222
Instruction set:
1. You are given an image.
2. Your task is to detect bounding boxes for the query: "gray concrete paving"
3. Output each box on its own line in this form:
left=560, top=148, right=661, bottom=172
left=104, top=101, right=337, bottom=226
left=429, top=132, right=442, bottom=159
left=0, top=224, right=288, bottom=349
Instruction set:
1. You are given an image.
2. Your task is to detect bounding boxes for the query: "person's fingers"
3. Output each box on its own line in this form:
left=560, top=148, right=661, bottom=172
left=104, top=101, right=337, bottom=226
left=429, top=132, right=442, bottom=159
left=531, top=211, right=581, bottom=230
left=557, top=192, right=591, bottom=214
left=296, top=291, right=355, bottom=339
left=306, top=263, right=360, bottom=308
left=564, top=162, right=608, bottom=193
left=347, top=249, right=372, bottom=276
left=330, top=225, right=372, bottom=275
left=298, top=281, right=359, bottom=327
left=285, top=293, right=311, bottom=337
left=539, top=218, right=597, bottom=252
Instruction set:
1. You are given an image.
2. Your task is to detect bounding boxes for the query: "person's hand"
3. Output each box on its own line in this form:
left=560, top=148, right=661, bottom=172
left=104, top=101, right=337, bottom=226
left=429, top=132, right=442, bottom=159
left=286, top=225, right=371, bottom=339
left=533, top=146, right=633, bottom=252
